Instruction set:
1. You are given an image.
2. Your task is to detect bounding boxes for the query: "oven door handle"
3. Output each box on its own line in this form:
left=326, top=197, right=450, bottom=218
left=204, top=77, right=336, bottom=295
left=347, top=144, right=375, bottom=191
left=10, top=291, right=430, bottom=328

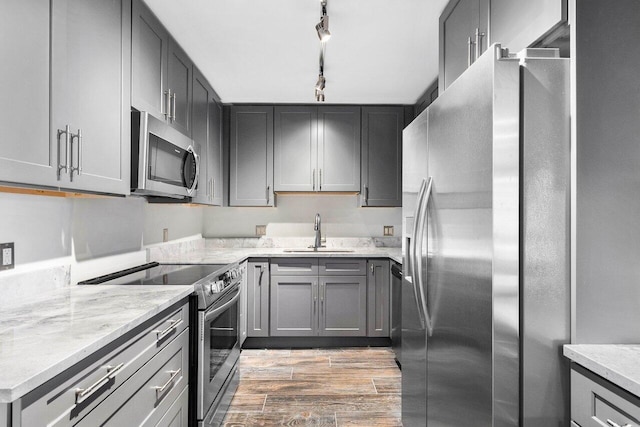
left=204, top=287, right=241, bottom=322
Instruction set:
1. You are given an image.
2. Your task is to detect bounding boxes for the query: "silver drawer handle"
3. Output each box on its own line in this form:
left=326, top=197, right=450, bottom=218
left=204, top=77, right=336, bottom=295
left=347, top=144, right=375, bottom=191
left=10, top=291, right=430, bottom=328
left=153, top=369, right=181, bottom=398
left=153, top=318, right=183, bottom=341
left=607, top=420, right=633, bottom=427
left=75, top=363, right=125, bottom=404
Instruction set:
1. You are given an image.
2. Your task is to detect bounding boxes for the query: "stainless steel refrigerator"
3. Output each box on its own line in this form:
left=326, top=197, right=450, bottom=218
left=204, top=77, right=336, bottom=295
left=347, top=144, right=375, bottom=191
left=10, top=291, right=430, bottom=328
left=401, top=44, right=570, bottom=426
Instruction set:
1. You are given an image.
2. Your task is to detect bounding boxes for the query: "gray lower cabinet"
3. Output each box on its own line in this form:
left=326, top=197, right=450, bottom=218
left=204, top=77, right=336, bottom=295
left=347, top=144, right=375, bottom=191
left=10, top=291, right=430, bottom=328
left=247, top=259, right=270, bottom=337
left=270, top=275, right=317, bottom=337
left=318, top=276, right=367, bottom=337
left=571, top=364, right=640, bottom=427
left=361, top=107, right=403, bottom=207
left=229, top=106, right=274, bottom=206
left=1, top=0, right=130, bottom=195
left=132, top=0, right=191, bottom=137
left=367, top=260, right=390, bottom=337
left=13, top=300, right=189, bottom=427
left=439, top=0, right=489, bottom=92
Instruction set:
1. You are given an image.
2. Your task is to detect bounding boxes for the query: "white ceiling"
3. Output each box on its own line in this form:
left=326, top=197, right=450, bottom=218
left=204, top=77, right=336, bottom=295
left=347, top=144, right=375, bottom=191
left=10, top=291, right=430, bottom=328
left=144, top=0, right=449, bottom=105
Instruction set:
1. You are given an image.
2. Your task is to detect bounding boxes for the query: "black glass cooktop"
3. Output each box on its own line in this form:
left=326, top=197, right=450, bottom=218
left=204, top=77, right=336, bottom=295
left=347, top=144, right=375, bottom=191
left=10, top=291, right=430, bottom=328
left=78, top=262, right=227, bottom=286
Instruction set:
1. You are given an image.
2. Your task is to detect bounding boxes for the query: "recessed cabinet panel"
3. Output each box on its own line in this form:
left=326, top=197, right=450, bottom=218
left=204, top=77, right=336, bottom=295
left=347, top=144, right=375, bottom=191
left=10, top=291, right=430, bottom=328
left=191, top=69, right=210, bottom=205
left=51, top=0, right=130, bottom=195
left=167, top=41, right=191, bottom=136
left=209, top=98, right=224, bottom=206
left=367, top=260, right=390, bottom=337
left=247, top=260, right=270, bottom=337
left=0, top=1, right=54, bottom=188
left=270, top=276, right=316, bottom=337
left=274, top=107, right=317, bottom=192
left=319, top=277, right=367, bottom=337
left=361, top=107, right=403, bottom=207
left=317, top=107, right=361, bottom=192
left=230, top=106, right=274, bottom=206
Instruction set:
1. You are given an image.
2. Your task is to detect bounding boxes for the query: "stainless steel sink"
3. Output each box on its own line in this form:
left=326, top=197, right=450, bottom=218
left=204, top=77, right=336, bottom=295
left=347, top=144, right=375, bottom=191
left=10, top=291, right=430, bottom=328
left=282, top=248, right=355, bottom=253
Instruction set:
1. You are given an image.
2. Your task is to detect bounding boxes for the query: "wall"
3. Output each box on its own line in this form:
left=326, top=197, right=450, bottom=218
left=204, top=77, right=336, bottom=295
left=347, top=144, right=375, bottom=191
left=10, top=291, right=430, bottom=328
left=0, top=192, right=203, bottom=267
left=203, top=194, right=401, bottom=239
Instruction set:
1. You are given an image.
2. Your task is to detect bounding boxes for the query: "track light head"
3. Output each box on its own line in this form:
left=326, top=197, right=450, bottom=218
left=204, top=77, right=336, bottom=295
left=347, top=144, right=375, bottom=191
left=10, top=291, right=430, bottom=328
left=315, top=75, right=326, bottom=91
left=315, top=15, right=331, bottom=41
left=315, top=88, right=325, bottom=102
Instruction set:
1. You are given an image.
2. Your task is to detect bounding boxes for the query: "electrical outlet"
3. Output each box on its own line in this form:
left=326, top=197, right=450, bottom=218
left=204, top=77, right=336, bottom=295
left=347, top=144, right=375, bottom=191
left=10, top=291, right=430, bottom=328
left=163, top=228, right=169, bottom=242
left=383, top=226, right=394, bottom=236
left=0, top=242, right=14, bottom=270
left=256, top=225, right=267, bottom=236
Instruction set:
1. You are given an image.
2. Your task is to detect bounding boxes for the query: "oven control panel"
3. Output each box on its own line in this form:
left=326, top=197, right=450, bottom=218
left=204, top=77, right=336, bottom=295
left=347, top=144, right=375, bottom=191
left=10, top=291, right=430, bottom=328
left=202, top=266, right=243, bottom=295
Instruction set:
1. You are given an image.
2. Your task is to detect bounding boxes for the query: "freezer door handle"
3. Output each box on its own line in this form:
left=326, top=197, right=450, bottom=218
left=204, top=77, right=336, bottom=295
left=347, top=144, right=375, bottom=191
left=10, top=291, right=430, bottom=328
left=414, top=177, right=434, bottom=335
left=410, top=178, right=428, bottom=330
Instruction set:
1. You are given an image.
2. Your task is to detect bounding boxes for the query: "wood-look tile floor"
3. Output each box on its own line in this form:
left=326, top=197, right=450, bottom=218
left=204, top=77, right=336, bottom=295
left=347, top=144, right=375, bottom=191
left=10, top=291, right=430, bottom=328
left=222, top=347, right=402, bottom=427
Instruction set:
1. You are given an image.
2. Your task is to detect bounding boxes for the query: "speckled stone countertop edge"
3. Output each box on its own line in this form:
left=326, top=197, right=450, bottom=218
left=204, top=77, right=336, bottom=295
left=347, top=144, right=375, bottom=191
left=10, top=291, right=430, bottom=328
left=564, top=344, right=640, bottom=397
left=0, top=285, right=193, bottom=403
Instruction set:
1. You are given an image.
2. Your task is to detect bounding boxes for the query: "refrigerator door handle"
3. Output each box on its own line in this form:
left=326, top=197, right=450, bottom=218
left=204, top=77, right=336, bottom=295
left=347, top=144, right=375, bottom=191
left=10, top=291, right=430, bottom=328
left=410, top=178, right=428, bottom=329
left=415, top=177, right=433, bottom=336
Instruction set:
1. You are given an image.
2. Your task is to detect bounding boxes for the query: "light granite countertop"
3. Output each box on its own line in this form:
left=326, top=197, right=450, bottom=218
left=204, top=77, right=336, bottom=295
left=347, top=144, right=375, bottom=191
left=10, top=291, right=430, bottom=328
left=564, top=344, right=640, bottom=397
left=0, top=284, right=193, bottom=403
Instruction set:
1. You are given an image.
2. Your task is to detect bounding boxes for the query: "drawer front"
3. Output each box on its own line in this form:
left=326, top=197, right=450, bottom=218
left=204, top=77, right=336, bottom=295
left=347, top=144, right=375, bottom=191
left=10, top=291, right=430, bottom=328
left=271, top=258, right=319, bottom=276
left=319, top=259, right=366, bottom=276
left=572, top=365, right=640, bottom=427
left=77, top=328, right=189, bottom=427
left=18, top=300, right=189, bottom=427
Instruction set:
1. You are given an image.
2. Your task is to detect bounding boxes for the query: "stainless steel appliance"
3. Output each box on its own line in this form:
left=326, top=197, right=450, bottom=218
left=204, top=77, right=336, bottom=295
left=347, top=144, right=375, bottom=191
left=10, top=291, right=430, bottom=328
left=79, top=261, right=244, bottom=427
left=131, top=110, right=200, bottom=199
left=401, top=44, right=570, bottom=426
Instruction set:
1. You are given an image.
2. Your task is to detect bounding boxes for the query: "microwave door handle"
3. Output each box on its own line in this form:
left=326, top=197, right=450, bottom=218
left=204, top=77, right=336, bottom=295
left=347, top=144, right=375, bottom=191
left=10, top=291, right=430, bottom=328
left=184, top=145, right=199, bottom=196
left=204, top=288, right=240, bottom=322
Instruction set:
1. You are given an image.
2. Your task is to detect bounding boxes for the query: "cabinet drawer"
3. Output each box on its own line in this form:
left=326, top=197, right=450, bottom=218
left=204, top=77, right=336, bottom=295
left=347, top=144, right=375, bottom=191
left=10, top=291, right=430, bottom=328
left=572, top=364, right=640, bottom=427
left=271, top=258, right=319, bottom=275
left=319, top=259, right=366, bottom=276
left=18, top=301, right=188, bottom=427
left=77, top=329, right=189, bottom=427
left=155, top=384, right=188, bottom=427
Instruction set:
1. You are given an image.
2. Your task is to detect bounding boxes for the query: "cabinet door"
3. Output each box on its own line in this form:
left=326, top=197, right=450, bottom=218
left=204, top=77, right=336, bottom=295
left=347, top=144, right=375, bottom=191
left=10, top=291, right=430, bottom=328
left=317, top=106, right=361, bottom=192
left=191, top=68, right=211, bottom=204
left=230, top=106, right=274, bottom=206
left=319, top=276, right=367, bottom=337
left=51, top=0, right=130, bottom=195
left=367, top=260, right=390, bottom=337
left=0, top=1, right=55, bottom=188
left=167, top=39, right=191, bottom=136
left=247, top=260, right=270, bottom=337
left=491, top=0, right=566, bottom=54
left=274, top=106, right=318, bottom=192
left=270, top=276, right=317, bottom=337
left=131, top=0, right=168, bottom=120
left=439, top=0, right=488, bottom=92
left=209, top=97, right=224, bottom=206
left=361, top=107, right=403, bottom=207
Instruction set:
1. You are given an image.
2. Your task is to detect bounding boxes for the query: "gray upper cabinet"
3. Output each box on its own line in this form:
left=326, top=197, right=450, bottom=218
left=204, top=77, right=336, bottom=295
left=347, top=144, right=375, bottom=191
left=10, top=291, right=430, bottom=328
left=247, top=259, right=270, bottom=338
left=317, top=106, right=361, bottom=192
left=191, top=68, right=212, bottom=205
left=490, top=0, right=567, bottom=54
left=132, top=0, right=191, bottom=136
left=274, top=106, right=318, bottom=192
left=230, top=106, right=274, bottom=206
left=361, top=107, right=403, bottom=207
left=274, top=106, right=360, bottom=192
left=0, top=1, right=53, bottom=189
left=319, top=276, right=367, bottom=337
left=439, top=0, right=489, bottom=92
left=0, top=0, right=130, bottom=195
left=367, top=260, right=390, bottom=337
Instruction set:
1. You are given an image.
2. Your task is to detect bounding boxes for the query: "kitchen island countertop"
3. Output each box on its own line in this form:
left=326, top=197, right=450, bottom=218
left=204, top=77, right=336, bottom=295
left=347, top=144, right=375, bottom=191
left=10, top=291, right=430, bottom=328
left=0, top=284, right=193, bottom=403
left=564, top=344, right=640, bottom=398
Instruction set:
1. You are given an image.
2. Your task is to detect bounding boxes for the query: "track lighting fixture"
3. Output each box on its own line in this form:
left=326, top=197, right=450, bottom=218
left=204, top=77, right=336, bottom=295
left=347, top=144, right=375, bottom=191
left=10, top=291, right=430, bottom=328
left=315, top=1, right=331, bottom=42
left=315, top=75, right=326, bottom=91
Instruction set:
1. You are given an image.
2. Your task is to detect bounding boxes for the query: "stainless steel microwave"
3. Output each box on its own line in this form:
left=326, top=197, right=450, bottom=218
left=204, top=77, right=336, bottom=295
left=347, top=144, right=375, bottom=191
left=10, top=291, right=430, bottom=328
left=131, top=110, right=200, bottom=199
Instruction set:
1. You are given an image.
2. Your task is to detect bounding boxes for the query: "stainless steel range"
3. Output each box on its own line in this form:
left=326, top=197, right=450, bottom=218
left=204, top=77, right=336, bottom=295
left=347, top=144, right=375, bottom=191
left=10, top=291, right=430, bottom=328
left=79, top=261, right=244, bottom=427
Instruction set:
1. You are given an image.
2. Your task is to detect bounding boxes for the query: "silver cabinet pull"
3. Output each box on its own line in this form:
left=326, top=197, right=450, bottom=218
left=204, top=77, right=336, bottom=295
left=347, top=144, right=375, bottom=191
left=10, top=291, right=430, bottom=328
left=370, top=263, right=375, bottom=275
left=153, top=368, right=181, bottom=398
left=171, top=93, right=177, bottom=122
left=467, top=36, right=475, bottom=67
left=364, top=186, right=369, bottom=206
left=313, top=281, right=317, bottom=314
left=212, top=178, right=215, bottom=200
left=70, top=128, right=82, bottom=179
left=153, top=318, right=183, bottom=341
left=312, top=168, right=316, bottom=191
left=474, top=28, right=485, bottom=60
left=266, top=185, right=270, bottom=204
left=164, top=90, right=171, bottom=120
left=606, top=420, right=632, bottom=427
left=75, top=363, right=124, bottom=404
left=57, top=125, right=71, bottom=179
left=319, top=169, right=322, bottom=191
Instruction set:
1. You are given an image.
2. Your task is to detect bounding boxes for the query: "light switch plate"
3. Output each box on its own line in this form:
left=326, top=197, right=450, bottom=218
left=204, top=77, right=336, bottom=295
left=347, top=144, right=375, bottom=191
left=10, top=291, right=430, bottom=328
left=256, top=225, right=267, bottom=236
left=1, top=242, right=14, bottom=270
left=383, top=226, right=394, bottom=236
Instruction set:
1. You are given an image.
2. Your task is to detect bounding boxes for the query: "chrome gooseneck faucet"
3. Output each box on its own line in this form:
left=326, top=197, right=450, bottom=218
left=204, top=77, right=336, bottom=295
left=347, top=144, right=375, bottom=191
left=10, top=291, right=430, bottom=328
left=313, top=213, right=323, bottom=250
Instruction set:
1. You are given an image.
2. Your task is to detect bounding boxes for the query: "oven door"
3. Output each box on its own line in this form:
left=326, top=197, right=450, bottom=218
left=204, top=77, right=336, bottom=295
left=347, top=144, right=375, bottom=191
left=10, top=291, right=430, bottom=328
left=198, top=284, right=241, bottom=420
